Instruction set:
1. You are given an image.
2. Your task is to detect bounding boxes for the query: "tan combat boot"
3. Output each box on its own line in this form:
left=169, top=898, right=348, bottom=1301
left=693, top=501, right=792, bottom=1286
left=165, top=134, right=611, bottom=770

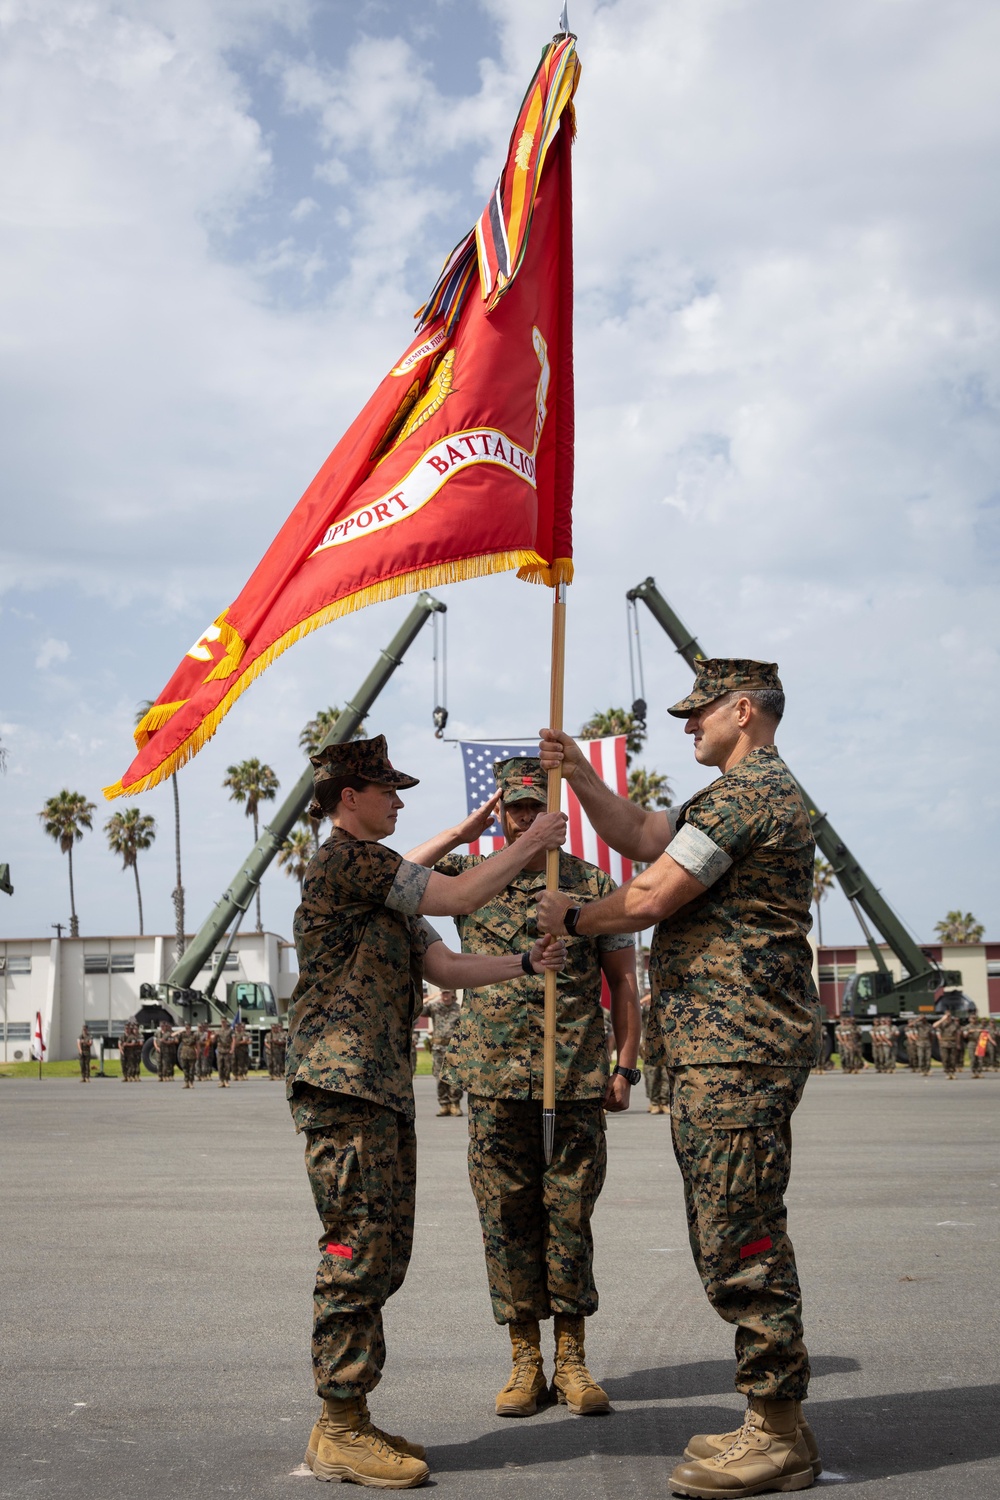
left=684, top=1400, right=821, bottom=1478
left=310, top=1395, right=429, bottom=1487
left=551, top=1315, right=611, bottom=1415
left=305, top=1395, right=427, bottom=1470
left=450, top=1102, right=463, bottom=1116
left=670, top=1397, right=813, bottom=1497
left=495, top=1321, right=548, bottom=1416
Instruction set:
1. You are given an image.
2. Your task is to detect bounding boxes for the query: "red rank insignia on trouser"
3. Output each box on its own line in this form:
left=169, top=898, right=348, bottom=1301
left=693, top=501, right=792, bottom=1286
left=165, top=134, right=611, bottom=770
left=739, top=1236, right=773, bottom=1260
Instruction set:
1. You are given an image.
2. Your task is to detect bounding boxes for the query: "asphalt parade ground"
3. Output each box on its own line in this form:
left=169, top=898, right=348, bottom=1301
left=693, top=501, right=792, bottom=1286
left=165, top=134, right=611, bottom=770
left=2, top=1071, right=998, bottom=1500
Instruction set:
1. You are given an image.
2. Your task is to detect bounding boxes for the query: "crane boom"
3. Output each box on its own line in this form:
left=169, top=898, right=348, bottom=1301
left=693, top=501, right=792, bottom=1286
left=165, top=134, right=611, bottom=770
left=626, top=577, right=960, bottom=1009
left=166, top=592, right=446, bottom=992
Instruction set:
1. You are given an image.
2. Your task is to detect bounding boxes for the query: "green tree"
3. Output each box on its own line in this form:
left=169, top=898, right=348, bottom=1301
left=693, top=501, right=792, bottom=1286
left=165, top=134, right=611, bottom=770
left=40, top=790, right=96, bottom=937
left=627, top=766, right=674, bottom=811
left=223, top=759, right=279, bottom=932
left=105, top=807, right=157, bottom=935
left=136, top=700, right=186, bottom=960
left=812, top=857, right=835, bottom=948
left=934, top=910, right=985, bottom=945
left=299, top=706, right=364, bottom=760
left=278, top=826, right=314, bottom=899
left=578, top=707, right=646, bottom=765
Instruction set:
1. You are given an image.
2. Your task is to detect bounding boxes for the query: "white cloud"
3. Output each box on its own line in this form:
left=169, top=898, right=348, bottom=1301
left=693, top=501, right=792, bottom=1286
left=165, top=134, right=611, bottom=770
left=35, top=638, right=70, bottom=671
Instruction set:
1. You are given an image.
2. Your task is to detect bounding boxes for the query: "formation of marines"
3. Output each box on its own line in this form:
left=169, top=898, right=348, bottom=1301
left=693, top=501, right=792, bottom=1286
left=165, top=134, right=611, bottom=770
left=286, top=659, right=827, bottom=1495
left=830, top=1010, right=998, bottom=1076
left=75, top=1016, right=289, bottom=1084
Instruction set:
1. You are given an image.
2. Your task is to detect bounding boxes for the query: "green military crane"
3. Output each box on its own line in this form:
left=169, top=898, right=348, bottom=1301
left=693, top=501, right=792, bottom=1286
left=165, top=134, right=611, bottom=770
left=132, top=592, right=446, bottom=1070
left=626, top=577, right=967, bottom=1045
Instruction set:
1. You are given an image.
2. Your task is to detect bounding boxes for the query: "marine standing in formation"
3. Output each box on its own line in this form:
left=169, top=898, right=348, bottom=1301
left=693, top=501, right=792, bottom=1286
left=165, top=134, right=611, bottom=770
left=407, top=756, right=641, bottom=1418
left=641, top=995, right=669, bottom=1114
left=77, top=1023, right=92, bottom=1082
left=871, top=1018, right=896, bottom=1073
left=177, top=1023, right=199, bottom=1088
left=120, top=1020, right=142, bottom=1080
left=934, top=1009, right=962, bottom=1079
left=215, top=1019, right=233, bottom=1088
left=264, top=1022, right=287, bottom=1080
left=232, top=1020, right=251, bottom=1080
left=418, top=989, right=463, bottom=1116
left=286, top=736, right=567, bottom=1489
left=197, top=1021, right=214, bottom=1081
left=835, top=1015, right=862, bottom=1072
left=154, top=1020, right=176, bottom=1081
left=540, top=658, right=824, bottom=1496
left=911, top=1015, right=933, bottom=1074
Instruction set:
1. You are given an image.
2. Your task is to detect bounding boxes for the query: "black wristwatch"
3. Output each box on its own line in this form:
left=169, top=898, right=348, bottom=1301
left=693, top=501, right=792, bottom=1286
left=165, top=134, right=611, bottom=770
left=563, top=905, right=582, bottom=936
left=613, top=1064, right=641, bottom=1086
left=521, top=950, right=536, bottom=976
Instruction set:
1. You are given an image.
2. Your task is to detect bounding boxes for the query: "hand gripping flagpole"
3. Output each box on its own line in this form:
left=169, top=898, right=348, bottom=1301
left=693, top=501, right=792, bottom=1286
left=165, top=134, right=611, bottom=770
left=542, top=580, right=568, bottom=1165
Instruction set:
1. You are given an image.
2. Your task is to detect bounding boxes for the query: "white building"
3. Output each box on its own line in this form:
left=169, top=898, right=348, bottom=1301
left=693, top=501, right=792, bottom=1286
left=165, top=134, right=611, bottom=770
left=0, top=932, right=298, bottom=1062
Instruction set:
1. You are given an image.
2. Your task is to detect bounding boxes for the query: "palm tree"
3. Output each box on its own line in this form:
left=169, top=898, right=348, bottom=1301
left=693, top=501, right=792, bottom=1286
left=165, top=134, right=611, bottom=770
left=105, top=807, right=157, bottom=935
left=579, top=707, right=646, bottom=765
left=813, top=857, right=835, bottom=948
left=223, top=759, right=279, bottom=931
left=0, top=735, right=7, bottom=773
left=40, top=790, right=96, bottom=937
left=627, top=766, right=674, bottom=810
left=137, top=700, right=186, bottom=960
left=278, top=827, right=314, bottom=899
left=934, top=911, right=985, bottom=945
left=299, top=705, right=364, bottom=759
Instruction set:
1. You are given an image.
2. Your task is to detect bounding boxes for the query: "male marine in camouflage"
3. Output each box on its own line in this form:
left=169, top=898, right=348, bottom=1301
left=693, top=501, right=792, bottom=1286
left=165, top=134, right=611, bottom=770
left=77, top=1023, right=92, bottom=1082
left=120, top=1021, right=142, bottom=1081
left=232, top=1020, right=251, bottom=1080
left=934, top=1008, right=962, bottom=1079
left=419, top=989, right=463, bottom=1115
left=287, top=735, right=567, bottom=1488
left=197, top=1021, right=213, bottom=1081
left=177, top=1023, right=199, bottom=1088
left=407, top=756, right=641, bottom=1419
left=641, top=996, right=669, bottom=1114
left=264, top=1022, right=287, bottom=1080
left=835, top=1015, right=862, bottom=1073
left=154, top=1020, right=176, bottom=1081
left=215, top=1019, right=233, bottom=1087
left=540, top=659, right=824, bottom=1497
left=911, top=1015, right=933, bottom=1074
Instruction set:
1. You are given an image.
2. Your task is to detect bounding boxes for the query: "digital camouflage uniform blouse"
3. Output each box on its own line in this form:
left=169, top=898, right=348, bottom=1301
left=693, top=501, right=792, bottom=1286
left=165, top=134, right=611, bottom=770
left=434, top=851, right=634, bottom=1100
left=645, top=746, right=821, bottom=1070
left=287, top=829, right=440, bottom=1130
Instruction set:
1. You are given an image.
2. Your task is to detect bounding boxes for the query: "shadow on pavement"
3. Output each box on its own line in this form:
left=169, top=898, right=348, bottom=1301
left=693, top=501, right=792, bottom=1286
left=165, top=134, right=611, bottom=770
left=601, top=1353, right=861, bottom=1402
left=429, top=1380, right=1000, bottom=1484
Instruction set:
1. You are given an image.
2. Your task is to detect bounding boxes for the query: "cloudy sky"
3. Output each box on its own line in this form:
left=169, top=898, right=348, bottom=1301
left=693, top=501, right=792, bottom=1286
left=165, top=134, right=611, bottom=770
left=2, top=0, right=998, bottom=956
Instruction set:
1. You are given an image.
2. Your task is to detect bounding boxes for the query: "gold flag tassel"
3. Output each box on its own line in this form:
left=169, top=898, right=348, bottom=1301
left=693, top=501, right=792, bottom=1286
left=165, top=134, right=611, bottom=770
left=542, top=580, right=568, bottom=1165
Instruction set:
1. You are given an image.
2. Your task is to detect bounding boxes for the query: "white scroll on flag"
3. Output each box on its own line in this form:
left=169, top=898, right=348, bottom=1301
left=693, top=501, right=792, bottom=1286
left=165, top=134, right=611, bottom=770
left=459, top=735, right=634, bottom=886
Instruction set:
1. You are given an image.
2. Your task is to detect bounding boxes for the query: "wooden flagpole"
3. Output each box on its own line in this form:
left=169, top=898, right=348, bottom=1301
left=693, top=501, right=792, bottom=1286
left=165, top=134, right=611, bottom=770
left=542, top=580, right=568, bottom=1165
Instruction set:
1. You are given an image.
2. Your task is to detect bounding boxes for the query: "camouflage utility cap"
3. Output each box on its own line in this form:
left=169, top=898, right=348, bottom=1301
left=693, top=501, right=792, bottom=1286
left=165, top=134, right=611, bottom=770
left=310, top=734, right=419, bottom=790
left=667, top=658, right=782, bottom=718
left=494, top=756, right=547, bottom=804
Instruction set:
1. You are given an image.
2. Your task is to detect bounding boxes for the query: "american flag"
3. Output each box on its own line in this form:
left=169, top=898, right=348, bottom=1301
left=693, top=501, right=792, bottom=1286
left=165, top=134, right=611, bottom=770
left=460, top=736, right=634, bottom=885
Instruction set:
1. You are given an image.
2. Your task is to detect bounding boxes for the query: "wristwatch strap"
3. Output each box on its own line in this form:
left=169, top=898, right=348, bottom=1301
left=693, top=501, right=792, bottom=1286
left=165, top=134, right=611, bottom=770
left=521, top=950, right=535, bottom=976
left=613, top=1063, right=641, bottom=1086
left=563, top=905, right=581, bottom=936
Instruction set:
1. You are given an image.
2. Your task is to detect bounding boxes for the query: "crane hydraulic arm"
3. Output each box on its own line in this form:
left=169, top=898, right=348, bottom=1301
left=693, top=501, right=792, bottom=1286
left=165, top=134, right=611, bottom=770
left=165, top=592, right=446, bottom=994
left=626, top=577, right=960, bottom=1012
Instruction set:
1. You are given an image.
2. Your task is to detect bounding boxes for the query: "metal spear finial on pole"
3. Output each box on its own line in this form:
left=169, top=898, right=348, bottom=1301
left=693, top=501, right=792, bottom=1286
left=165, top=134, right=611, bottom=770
left=542, top=580, right=568, bottom=1165
left=556, top=3, right=570, bottom=37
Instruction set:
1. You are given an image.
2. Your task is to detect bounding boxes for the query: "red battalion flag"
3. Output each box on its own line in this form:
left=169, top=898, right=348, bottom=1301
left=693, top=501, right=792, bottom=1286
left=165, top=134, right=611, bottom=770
left=106, top=35, right=580, bottom=798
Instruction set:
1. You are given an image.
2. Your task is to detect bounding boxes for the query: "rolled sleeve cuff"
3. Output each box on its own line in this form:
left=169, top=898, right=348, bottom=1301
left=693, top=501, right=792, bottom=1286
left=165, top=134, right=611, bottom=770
left=598, top=933, right=636, bottom=952
left=669, top=823, right=733, bottom=887
left=386, top=859, right=432, bottom=914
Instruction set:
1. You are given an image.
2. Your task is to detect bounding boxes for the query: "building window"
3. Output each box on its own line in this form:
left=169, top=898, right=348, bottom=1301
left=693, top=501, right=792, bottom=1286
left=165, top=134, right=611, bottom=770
left=818, top=965, right=856, bottom=984
left=1, top=955, right=32, bottom=975
left=987, top=961, right=1000, bottom=979
left=201, top=952, right=238, bottom=971
left=111, top=954, right=135, bottom=973
left=84, top=955, right=110, bottom=974
left=4, top=1022, right=31, bottom=1040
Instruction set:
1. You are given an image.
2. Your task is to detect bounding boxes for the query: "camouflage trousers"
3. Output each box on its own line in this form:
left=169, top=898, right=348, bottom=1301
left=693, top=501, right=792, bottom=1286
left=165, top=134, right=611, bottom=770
left=915, top=1041, right=932, bottom=1074
left=233, top=1047, right=250, bottom=1080
left=267, top=1051, right=286, bottom=1080
left=180, top=1055, right=197, bottom=1085
left=432, top=1047, right=462, bottom=1107
left=644, top=1064, right=668, bottom=1106
left=669, top=1064, right=810, bottom=1401
left=305, top=1094, right=416, bottom=1399
left=79, top=1053, right=91, bottom=1081
left=467, top=1095, right=607, bottom=1325
left=198, top=1053, right=213, bottom=1079
left=940, top=1042, right=960, bottom=1077
left=217, top=1051, right=232, bottom=1083
left=157, top=1049, right=175, bottom=1080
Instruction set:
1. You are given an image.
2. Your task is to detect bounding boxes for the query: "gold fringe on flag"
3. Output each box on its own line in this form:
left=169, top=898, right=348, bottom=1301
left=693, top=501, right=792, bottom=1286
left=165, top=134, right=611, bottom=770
left=104, top=548, right=548, bottom=800
left=133, top=700, right=188, bottom=750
